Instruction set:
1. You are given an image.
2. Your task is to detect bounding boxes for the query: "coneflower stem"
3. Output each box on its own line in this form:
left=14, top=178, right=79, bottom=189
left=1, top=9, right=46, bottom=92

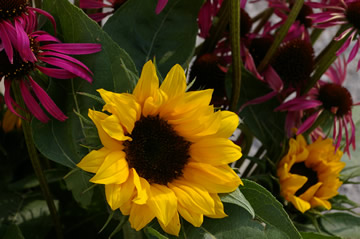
left=229, top=0, right=242, bottom=112
left=257, top=0, right=304, bottom=73
left=12, top=82, right=63, bottom=239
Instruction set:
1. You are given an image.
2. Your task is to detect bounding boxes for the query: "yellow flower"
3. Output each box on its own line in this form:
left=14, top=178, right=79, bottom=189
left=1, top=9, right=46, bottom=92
left=277, top=134, right=345, bottom=213
left=77, top=61, right=242, bottom=235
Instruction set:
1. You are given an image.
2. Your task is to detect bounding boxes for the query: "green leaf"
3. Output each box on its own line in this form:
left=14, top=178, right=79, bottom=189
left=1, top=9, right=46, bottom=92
left=144, top=226, right=169, bottom=239
left=64, top=169, right=94, bottom=208
left=220, top=187, right=255, bottom=218
left=300, top=232, right=341, bottom=239
left=3, top=225, right=24, bottom=239
left=33, top=0, right=138, bottom=168
left=240, top=179, right=301, bottom=239
left=103, top=0, right=204, bottom=76
left=320, top=212, right=360, bottom=239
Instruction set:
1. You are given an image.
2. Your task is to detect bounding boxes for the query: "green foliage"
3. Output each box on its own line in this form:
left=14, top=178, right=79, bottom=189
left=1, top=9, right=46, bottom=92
left=240, top=179, right=302, bottom=239
left=103, top=0, right=204, bottom=77
left=300, top=232, right=341, bottom=239
left=220, top=187, right=255, bottom=218
left=319, top=212, right=360, bottom=239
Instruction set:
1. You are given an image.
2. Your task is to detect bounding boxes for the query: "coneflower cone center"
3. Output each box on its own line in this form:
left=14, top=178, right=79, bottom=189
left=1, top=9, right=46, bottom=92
left=0, top=0, right=29, bottom=20
left=318, top=83, right=353, bottom=117
left=290, top=162, right=318, bottom=196
left=124, top=115, right=191, bottom=185
left=0, top=37, right=39, bottom=80
left=346, top=2, right=360, bottom=30
left=272, top=39, right=314, bottom=89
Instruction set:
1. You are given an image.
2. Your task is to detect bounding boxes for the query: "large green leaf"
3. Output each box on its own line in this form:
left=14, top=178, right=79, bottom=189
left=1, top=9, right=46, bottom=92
left=320, top=212, right=360, bottom=239
left=32, top=0, right=138, bottom=168
left=240, top=179, right=302, bottom=239
left=103, top=0, right=204, bottom=76
left=220, top=187, right=255, bottom=218
left=300, top=232, right=341, bottom=239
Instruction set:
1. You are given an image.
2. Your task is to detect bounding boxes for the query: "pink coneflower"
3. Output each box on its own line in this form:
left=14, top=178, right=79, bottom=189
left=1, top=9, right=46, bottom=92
left=0, top=20, right=101, bottom=123
left=79, top=0, right=168, bottom=22
left=276, top=57, right=358, bottom=156
left=0, top=0, right=56, bottom=63
left=308, top=0, right=360, bottom=70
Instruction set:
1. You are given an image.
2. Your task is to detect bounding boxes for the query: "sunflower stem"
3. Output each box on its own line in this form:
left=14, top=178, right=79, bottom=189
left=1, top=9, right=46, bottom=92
left=12, top=82, right=63, bottom=239
left=257, top=0, right=304, bottom=73
left=229, top=0, right=242, bottom=112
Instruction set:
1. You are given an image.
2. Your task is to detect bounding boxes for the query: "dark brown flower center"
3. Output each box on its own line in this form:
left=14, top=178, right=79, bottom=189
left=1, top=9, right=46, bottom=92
left=345, top=2, right=360, bottom=30
left=271, top=39, right=314, bottom=90
left=240, top=8, right=252, bottom=37
left=318, top=83, right=353, bottom=117
left=248, top=37, right=273, bottom=67
left=297, top=4, right=313, bottom=28
left=0, top=0, right=29, bottom=20
left=123, top=115, right=191, bottom=185
left=0, top=36, right=39, bottom=80
left=189, top=53, right=228, bottom=109
left=290, top=162, right=318, bottom=196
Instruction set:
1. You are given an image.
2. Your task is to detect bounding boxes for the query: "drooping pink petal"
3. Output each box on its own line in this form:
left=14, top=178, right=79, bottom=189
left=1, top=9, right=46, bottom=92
left=347, top=39, right=360, bottom=64
left=37, top=65, right=77, bottom=79
left=335, top=117, right=343, bottom=151
left=19, top=79, right=50, bottom=123
left=29, top=7, right=57, bottom=34
left=0, top=22, right=14, bottom=63
left=39, top=51, right=92, bottom=73
left=297, top=110, right=322, bottom=135
left=34, top=33, right=61, bottom=43
left=342, top=117, right=350, bottom=156
left=155, top=0, right=168, bottom=14
left=39, top=56, right=93, bottom=83
left=15, top=19, right=37, bottom=62
left=275, top=98, right=322, bottom=111
left=40, top=43, right=102, bottom=55
left=29, top=77, right=68, bottom=121
left=80, top=0, right=112, bottom=8
left=263, top=66, right=283, bottom=92
left=88, top=12, right=112, bottom=22
left=4, top=79, right=25, bottom=120
left=239, top=91, right=278, bottom=112
left=336, top=32, right=353, bottom=56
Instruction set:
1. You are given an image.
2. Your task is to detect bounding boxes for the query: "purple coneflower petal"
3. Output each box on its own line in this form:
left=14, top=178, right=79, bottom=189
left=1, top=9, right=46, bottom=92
left=336, top=32, right=353, bottom=56
left=155, top=0, right=168, bottom=14
left=29, top=77, right=68, bottom=121
left=39, top=51, right=92, bottom=73
left=34, top=33, right=61, bottom=43
left=4, top=80, right=25, bottom=120
left=19, top=80, right=50, bottom=123
left=80, top=0, right=112, bottom=8
left=335, top=118, right=342, bottom=151
left=348, top=114, right=356, bottom=150
left=276, top=98, right=322, bottom=111
left=88, top=12, right=112, bottom=22
left=41, top=43, right=102, bottom=55
left=29, top=7, right=57, bottom=34
left=239, top=91, right=278, bottom=112
left=0, top=23, right=14, bottom=63
left=263, top=66, right=283, bottom=92
left=297, top=111, right=321, bottom=135
left=39, top=56, right=93, bottom=83
left=37, top=65, right=78, bottom=79
left=15, top=20, right=37, bottom=62
left=348, top=39, right=360, bottom=63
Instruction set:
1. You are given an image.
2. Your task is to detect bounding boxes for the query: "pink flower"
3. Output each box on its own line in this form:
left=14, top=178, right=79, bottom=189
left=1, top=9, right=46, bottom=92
left=308, top=0, right=360, bottom=70
left=79, top=0, right=127, bottom=22
left=0, top=9, right=101, bottom=123
left=276, top=57, right=358, bottom=156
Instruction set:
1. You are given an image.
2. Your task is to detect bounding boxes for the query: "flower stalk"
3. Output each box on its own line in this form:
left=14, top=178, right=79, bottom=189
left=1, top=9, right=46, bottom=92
left=229, top=0, right=242, bottom=112
left=257, top=0, right=304, bottom=73
left=12, top=82, right=63, bottom=239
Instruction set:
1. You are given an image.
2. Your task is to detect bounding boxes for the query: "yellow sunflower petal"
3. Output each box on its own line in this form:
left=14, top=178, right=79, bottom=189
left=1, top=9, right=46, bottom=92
left=99, top=89, right=140, bottom=133
left=169, top=180, right=215, bottom=215
left=160, top=64, right=186, bottom=99
left=88, top=109, right=123, bottom=150
left=215, top=111, right=239, bottom=138
left=142, top=90, right=168, bottom=117
left=105, top=184, right=122, bottom=210
left=177, top=204, right=203, bottom=227
left=77, top=147, right=111, bottom=173
left=101, top=114, right=131, bottom=141
left=206, top=193, right=227, bottom=218
left=190, top=137, right=242, bottom=165
left=281, top=173, right=307, bottom=195
left=289, top=195, right=311, bottom=213
left=183, top=162, right=242, bottom=193
left=133, top=60, right=159, bottom=105
left=159, top=212, right=181, bottom=236
left=147, top=184, right=177, bottom=227
left=90, top=151, right=129, bottom=184
left=171, top=89, right=213, bottom=116
left=129, top=203, right=155, bottom=231
left=310, top=197, right=331, bottom=210
left=299, top=182, right=322, bottom=201
left=132, top=169, right=150, bottom=205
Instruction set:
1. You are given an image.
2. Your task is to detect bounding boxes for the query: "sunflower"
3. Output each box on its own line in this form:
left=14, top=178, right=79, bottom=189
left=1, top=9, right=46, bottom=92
left=277, top=134, right=345, bottom=213
left=77, top=61, right=242, bottom=235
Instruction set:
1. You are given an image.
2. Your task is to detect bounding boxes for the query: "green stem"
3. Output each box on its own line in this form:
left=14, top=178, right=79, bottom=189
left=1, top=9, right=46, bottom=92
left=252, top=8, right=273, bottom=34
left=310, top=28, right=323, bottom=45
left=12, top=82, right=63, bottom=239
left=257, top=0, right=304, bottom=73
left=229, top=0, right=242, bottom=112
